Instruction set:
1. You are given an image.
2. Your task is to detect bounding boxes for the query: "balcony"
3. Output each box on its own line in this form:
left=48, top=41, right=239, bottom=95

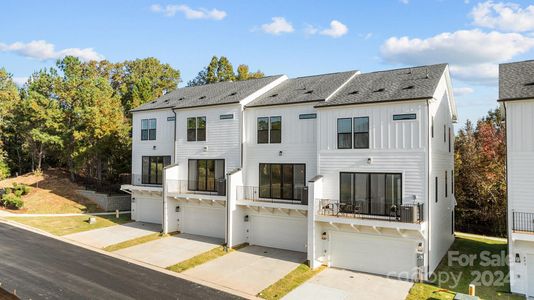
left=318, top=199, right=423, bottom=224
left=512, top=211, right=534, bottom=234
left=167, top=179, right=226, bottom=197
left=236, top=186, right=308, bottom=205
left=120, top=173, right=162, bottom=187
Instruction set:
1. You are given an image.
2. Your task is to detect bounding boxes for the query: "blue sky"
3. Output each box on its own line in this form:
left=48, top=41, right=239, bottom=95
left=2, top=0, right=534, bottom=127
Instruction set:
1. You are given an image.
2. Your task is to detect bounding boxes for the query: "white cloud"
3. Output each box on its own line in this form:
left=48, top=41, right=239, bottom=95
left=0, top=40, right=104, bottom=62
left=12, top=77, right=28, bottom=87
left=380, top=29, right=534, bottom=83
left=453, top=87, right=475, bottom=96
left=319, top=20, right=348, bottom=38
left=150, top=4, right=226, bottom=20
left=471, top=1, right=534, bottom=32
left=260, top=17, right=294, bottom=35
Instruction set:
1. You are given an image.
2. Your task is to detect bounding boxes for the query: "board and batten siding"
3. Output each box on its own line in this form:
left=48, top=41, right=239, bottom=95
left=131, top=109, right=176, bottom=179
left=506, top=99, right=534, bottom=212
left=174, top=104, right=242, bottom=179
left=243, top=103, right=318, bottom=186
left=317, top=100, right=428, bottom=203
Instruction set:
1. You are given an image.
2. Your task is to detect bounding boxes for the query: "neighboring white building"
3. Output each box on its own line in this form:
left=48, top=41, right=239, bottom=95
left=122, top=64, right=457, bottom=281
left=499, top=60, right=534, bottom=296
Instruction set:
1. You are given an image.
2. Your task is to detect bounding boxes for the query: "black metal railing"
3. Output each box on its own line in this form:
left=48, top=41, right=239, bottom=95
left=512, top=211, right=534, bottom=233
left=319, top=199, right=423, bottom=224
left=236, top=186, right=308, bottom=205
left=121, top=173, right=163, bottom=187
left=73, top=173, right=125, bottom=196
left=167, top=179, right=226, bottom=196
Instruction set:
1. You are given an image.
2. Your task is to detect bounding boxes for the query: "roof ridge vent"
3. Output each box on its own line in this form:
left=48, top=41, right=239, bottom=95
left=348, top=90, right=359, bottom=95
left=373, top=88, right=385, bottom=93
left=524, top=82, right=534, bottom=86
left=199, top=96, right=206, bottom=100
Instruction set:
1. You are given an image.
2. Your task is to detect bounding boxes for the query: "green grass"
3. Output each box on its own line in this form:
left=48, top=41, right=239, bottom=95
left=104, top=232, right=168, bottom=252
left=167, top=243, right=247, bottom=273
left=258, top=263, right=326, bottom=300
left=407, top=232, right=523, bottom=300
left=7, top=214, right=131, bottom=236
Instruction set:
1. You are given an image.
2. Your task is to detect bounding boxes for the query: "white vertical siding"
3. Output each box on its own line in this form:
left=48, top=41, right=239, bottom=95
left=243, top=103, right=318, bottom=186
left=174, top=104, right=242, bottom=179
left=131, top=109, right=176, bottom=177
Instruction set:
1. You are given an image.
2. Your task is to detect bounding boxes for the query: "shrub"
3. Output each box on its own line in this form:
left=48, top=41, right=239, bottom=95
left=2, top=193, right=23, bottom=209
left=12, top=183, right=30, bottom=195
left=5, top=187, right=12, bottom=194
left=14, top=189, right=23, bottom=197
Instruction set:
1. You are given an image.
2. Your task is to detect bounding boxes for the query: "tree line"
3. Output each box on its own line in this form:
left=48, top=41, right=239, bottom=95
left=0, top=55, right=262, bottom=183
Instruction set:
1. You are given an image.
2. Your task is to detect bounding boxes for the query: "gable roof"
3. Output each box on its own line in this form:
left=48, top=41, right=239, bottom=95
left=130, top=75, right=285, bottom=112
left=498, top=60, right=534, bottom=102
left=315, top=64, right=448, bottom=108
left=245, top=71, right=358, bottom=107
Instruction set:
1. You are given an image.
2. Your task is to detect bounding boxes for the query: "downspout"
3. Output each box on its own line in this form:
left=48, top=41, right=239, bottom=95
left=426, top=99, right=431, bottom=279
left=503, top=102, right=510, bottom=250
left=172, top=109, right=177, bottom=164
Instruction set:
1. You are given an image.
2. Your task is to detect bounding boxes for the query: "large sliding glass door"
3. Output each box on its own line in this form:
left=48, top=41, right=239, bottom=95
left=259, top=163, right=305, bottom=200
left=188, top=159, right=225, bottom=192
left=340, top=172, right=402, bottom=216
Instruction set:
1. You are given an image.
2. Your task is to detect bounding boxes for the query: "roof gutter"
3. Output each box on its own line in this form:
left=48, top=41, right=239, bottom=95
left=497, top=96, right=534, bottom=102
left=314, top=97, right=432, bottom=109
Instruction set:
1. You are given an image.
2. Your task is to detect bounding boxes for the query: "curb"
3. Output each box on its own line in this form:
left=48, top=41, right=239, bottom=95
left=0, top=218, right=259, bottom=300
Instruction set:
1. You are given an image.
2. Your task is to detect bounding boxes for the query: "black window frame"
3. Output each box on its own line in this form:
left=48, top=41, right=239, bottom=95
left=337, top=118, right=352, bottom=149
left=187, top=159, right=225, bottom=193
left=444, top=124, right=446, bottom=143
left=257, top=116, right=282, bottom=144
left=141, top=118, right=157, bottom=141
left=270, top=116, right=282, bottom=144
left=187, top=116, right=206, bottom=142
left=435, top=177, right=438, bottom=203
left=445, top=171, right=448, bottom=198
left=353, top=117, right=369, bottom=149
left=339, top=172, right=403, bottom=217
left=431, top=116, right=434, bottom=138
left=259, top=163, right=306, bottom=201
left=141, top=156, right=171, bottom=185
left=220, top=114, right=234, bottom=120
left=299, top=113, right=317, bottom=119
left=448, top=127, right=452, bottom=153
left=392, top=113, right=417, bottom=121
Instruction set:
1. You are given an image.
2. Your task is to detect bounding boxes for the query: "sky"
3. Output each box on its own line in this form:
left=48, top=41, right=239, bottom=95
left=1, top=0, right=534, bottom=127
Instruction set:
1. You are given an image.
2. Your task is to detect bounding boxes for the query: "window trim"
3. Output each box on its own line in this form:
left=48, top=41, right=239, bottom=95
left=353, top=117, right=369, bottom=149
left=445, top=171, right=448, bottom=198
left=257, top=116, right=282, bottom=144
left=141, top=118, right=157, bottom=141
left=392, top=113, right=417, bottom=121
left=187, top=116, right=206, bottom=142
left=337, top=118, right=352, bottom=149
left=339, top=172, right=403, bottom=217
left=259, top=163, right=306, bottom=201
left=435, top=177, right=438, bottom=203
left=299, top=113, right=317, bottom=120
left=141, top=155, right=171, bottom=185
left=448, top=127, right=452, bottom=152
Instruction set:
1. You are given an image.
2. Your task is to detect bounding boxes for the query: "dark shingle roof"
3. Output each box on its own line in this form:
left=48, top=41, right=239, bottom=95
left=316, top=64, right=448, bottom=108
left=499, top=60, right=534, bottom=101
left=130, top=75, right=284, bottom=112
left=245, top=71, right=357, bottom=107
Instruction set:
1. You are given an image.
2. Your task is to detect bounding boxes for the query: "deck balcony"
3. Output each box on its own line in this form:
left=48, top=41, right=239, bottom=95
left=235, top=185, right=309, bottom=212
left=318, top=199, right=423, bottom=224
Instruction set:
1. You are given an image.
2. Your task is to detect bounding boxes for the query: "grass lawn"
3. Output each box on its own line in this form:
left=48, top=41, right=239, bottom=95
left=104, top=232, right=168, bottom=252
left=7, top=214, right=131, bottom=236
left=407, top=232, right=522, bottom=300
left=258, top=264, right=326, bottom=300
left=167, top=243, right=247, bottom=273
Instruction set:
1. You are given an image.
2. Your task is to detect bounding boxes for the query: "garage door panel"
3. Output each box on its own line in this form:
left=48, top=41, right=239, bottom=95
left=181, top=206, right=225, bottom=238
left=250, top=215, right=307, bottom=252
left=330, top=231, right=417, bottom=279
left=134, top=197, right=163, bottom=224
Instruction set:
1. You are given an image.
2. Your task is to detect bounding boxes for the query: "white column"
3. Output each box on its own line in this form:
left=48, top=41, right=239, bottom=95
left=307, top=176, right=323, bottom=269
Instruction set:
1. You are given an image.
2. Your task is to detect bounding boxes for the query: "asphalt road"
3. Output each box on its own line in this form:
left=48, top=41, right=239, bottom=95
left=0, top=222, right=243, bottom=300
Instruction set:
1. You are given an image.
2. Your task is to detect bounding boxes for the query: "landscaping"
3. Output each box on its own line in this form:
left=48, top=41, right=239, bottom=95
left=167, top=243, right=247, bottom=273
left=0, top=182, right=31, bottom=209
left=258, top=263, right=326, bottom=300
left=407, top=232, right=523, bottom=300
left=103, top=232, right=168, bottom=252
left=7, top=214, right=131, bottom=236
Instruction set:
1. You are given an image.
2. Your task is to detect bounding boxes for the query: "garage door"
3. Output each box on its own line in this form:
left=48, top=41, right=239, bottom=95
left=330, top=231, right=418, bottom=279
left=181, top=206, right=225, bottom=238
left=250, top=215, right=307, bottom=252
left=134, top=196, right=163, bottom=224
left=528, top=254, right=534, bottom=297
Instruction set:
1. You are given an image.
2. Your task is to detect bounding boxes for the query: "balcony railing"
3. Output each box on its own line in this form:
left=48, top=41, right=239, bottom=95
left=237, top=186, right=308, bottom=205
left=319, top=199, right=423, bottom=224
left=167, top=179, right=226, bottom=197
left=120, top=173, right=163, bottom=187
left=512, top=211, right=534, bottom=233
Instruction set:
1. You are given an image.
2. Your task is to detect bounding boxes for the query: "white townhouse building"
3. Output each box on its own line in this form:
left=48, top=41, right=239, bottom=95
left=121, top=63, right=457, bottom=281
left=499, top=60, right=534, bottom=296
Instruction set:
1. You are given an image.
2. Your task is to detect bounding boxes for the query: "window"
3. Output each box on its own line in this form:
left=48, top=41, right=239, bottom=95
left=451, top=211, right=455, bottom=235
left=220, top=114, right=234, bottom=120
left=141, top=156, right=171, bottom=185
left=339, top=172, right=402, bottom=216
left=432, top=117, right=434, bottom=138
left=444, top=124, right=446, bottom=142
left=393, top=114, right=416, bottom=121
left=337, top=118, right=352, bottom=149
left=257, top=116, right=282, bottom=144
left=353, top=117, right=369, bottom=149
left=435, top=177, right=438, bottom=203
left=188, top=159, right=225, bottom=193
left=259, top=163, right=305, bottom=200
left=445, top=171, right=448, bottom=198
left=187, top=117, right=206, bottom=142
left=448, top=127, right=452, bottom=153
left=141, top=119, right=157, bottom=140
left=452, top=170, right=454, bottom=195
left=299, top=113, right=317, bottom=119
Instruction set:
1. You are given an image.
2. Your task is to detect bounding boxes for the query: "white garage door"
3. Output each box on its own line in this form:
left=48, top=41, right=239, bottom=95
left=134, top=196, right=163, bottom=224
left=330, top=231, right=418, bottom=279
left=528, top=254, right=534, bottom=297
left=181, top=206, right=225, bottom=238
left=250, top=215, right=307, bottom=252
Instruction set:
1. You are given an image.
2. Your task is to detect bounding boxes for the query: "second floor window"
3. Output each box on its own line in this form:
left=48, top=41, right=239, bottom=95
left=141, top=119, right=156, bottom=140
left=142, top=156, right=171, bottom=185
left=337, top=117, right=369, bottom=149
left=187, top=117, right=206, bottom=142
left=257, top=116, right=282, bottom=144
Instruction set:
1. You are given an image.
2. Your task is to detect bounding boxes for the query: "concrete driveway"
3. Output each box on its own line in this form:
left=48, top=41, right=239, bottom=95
left=63, top=221, right=161, bottom=248
left=184, top=245, right=306, bottom=296
left=114, top=234, right=223, bottom=268
left=283, top=268, right=413, bottom=300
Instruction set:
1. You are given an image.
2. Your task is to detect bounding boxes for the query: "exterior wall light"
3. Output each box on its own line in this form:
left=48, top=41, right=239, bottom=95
left=367, top=157, right=373, bottom=164
left=153, top=145, right=157, bottom=150
left=416, top=242, right=424, bottom=253
left=321, top=232, right=327, bottom=240
left=244, top=215, right=249, bottom=222
left=279, top=151, right=283, bottom=156
left=515, top=253, right=521, bottom=263
left=175, top=206, right=180, bottom=212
